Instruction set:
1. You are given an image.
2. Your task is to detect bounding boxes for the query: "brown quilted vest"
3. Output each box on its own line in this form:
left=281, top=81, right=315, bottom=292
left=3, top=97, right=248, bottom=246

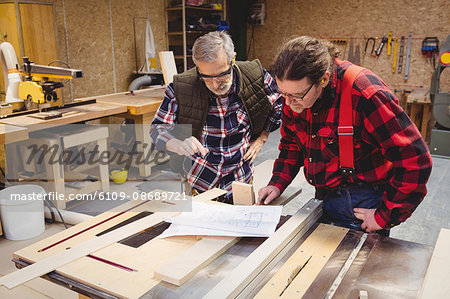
left=172, top=59, right=271, bottom=140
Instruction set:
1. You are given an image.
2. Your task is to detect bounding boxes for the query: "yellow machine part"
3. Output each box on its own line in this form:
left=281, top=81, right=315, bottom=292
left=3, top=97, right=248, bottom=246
left=18, top=81, right=45, bottom=104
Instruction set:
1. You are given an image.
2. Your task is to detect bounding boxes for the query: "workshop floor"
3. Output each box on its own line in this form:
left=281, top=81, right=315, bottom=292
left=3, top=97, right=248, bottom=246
left=0, top=128, right=449, bottom=298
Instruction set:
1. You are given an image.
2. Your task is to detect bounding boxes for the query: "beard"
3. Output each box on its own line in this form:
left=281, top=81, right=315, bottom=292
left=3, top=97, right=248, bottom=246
left=205, top=69, right=233, bottom=97
left=206, top=79, right=233, bottom=97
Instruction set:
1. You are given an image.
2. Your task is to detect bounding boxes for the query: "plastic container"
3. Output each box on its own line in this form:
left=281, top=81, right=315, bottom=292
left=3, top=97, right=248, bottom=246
left=0, top=185, right=46, bottom=240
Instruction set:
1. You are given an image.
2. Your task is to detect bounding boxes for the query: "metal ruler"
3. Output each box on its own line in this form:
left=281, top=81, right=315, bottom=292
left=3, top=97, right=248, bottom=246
left=404, top=32, right=413, bottom=80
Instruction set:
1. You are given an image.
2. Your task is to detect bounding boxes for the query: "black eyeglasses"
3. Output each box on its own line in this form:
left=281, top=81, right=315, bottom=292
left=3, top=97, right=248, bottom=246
left=197, top=64, right=233, bottom=84
left=278, top=83, right=314, bottom=102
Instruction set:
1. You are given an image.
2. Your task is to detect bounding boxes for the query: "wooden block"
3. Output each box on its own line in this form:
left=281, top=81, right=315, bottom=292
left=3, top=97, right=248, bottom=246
left=232, top=181, right=255, bottom=205
left=154, top=236, right=239, bottom=286
left=254, top=224, right=348, bottom=298
left=420, top=228, right=450, bottom=298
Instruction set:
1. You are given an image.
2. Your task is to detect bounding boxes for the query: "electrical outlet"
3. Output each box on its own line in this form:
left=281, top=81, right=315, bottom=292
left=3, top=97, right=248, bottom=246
left=248, top=3, right=265, bottom=25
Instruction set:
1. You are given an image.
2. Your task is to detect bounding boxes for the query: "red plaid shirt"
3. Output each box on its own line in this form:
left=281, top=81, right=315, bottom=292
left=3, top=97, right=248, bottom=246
left=269, top=59, right=432, bottom=228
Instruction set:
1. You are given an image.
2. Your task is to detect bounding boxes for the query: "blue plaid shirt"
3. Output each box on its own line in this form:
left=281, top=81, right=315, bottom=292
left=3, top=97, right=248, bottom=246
left=150, top=67, right=282, bottom=200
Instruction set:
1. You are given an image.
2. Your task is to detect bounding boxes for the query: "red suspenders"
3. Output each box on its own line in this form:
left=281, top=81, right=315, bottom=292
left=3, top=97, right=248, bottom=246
left=339, top=64, right=365, bottom=181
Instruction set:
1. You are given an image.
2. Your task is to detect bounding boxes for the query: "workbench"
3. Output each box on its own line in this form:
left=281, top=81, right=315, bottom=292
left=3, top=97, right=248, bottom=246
left=6, top=189, right=439, bottom=299
left=83, top=87, right=165, bottom=177
left=0, top=101, right=127, bottom=132
left=0, top=100, right=128, bottom=206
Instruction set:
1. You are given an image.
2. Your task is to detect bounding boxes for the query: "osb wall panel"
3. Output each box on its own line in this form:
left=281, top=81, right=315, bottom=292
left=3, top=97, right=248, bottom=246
left=247, top=0, right=449, bottom=91
left=29, top=0, right=166, bottom=100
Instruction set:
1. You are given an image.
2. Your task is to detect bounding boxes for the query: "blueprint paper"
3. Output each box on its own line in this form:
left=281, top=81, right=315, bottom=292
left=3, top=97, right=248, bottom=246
left=159, top=201, right=282, bottom=238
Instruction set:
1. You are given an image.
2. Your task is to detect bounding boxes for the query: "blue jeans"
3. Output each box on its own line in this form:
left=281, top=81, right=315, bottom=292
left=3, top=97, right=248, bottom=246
left=316, top=184, right=389, bottom=236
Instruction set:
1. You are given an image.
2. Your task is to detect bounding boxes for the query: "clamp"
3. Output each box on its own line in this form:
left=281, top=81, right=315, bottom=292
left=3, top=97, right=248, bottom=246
left=365, top=37, right=376, bottom=57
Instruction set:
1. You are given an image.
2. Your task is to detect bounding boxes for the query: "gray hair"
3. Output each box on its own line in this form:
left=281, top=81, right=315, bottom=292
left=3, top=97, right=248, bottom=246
left=192, top=31, right=235, bottom=64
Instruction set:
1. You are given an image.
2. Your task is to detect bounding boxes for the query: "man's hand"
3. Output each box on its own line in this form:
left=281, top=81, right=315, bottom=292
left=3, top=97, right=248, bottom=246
left=244, top=131, right=269, bottom=163
left=166, top=136, right=209, bottom=157
left=353, top=208, right=383, bottom=232
left=256, top=185, right=281, bottom=205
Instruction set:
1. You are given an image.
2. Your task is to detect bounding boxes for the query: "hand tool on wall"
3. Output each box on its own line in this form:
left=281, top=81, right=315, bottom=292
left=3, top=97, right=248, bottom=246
left=392, top=37, right=398, bottom=73
left=375, top=36, right=388, bottom=58
left=397, top=36, right=405, bottom=73
left=354, top=43, right=361, bottom=65
left=387, top=32, right=392, bottom=55
left=405, top=32, right=413, bottom=80
left=363, top=37, right=376, bottom=65
left=348, top=38, right=354, bottom=62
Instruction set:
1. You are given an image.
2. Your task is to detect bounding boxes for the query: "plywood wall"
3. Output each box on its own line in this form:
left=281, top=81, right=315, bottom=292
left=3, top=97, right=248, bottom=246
left=26, top=0, right=166, bottom=100
left=246, top=0, right=449, bottom=91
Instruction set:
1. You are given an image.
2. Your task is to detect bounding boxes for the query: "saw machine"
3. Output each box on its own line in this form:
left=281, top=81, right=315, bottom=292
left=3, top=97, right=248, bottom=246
left=430, top=34, right=450, bottom=156
left=18, top=57, right=83, bottom=110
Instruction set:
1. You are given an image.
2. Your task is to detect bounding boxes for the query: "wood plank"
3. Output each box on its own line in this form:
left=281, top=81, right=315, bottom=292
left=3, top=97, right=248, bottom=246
left=203, top=198, right=322, bottom=299
left=19, top=3, right=57, bottom=67
left=232, top=181, right=255, bottom=205
left=0, top=103, right=127, bottom=132
left=0, top=210, right=177, bottom=289
left=94, top=87, right=165, bottom=116
left=254, top=224, right=348, bottom=298
left=0, top=124, right=28, bottom=144
left=154, top=236, right=239, bottom=286
left=154, top=189, right=239, bottom=286
left=159, top=51, right=177, bottom=85
left=193, top=188, right=227, bottom=202
left=420, top=228, right=450, bottom=298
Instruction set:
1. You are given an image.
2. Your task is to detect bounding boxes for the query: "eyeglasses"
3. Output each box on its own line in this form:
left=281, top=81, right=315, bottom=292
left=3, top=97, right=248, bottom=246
left=197, top=65, right=233, bottom=84
left=278, top=83, right=314, bottom=102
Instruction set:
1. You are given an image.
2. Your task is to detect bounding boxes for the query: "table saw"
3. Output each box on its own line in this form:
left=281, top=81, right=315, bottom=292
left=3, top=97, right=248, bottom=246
left=3, top=187, right=444, bottom=299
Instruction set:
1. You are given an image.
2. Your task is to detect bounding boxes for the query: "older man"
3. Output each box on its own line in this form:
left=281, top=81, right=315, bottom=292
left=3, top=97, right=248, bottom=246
left=150, top=31, right=282, bottom=202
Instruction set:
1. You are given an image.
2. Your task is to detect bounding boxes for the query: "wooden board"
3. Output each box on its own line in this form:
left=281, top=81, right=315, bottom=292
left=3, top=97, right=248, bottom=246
left=204, top=198, right=322, bottom=299
left=0, top=205, right=178, bottom=289
left=159, top=51, right=177, bottom=85
left=0, top=124, right=28, bottom=144
left=154, top=188, right=235, bottom=286
left=19, top=3, right=58, bottom=67
left=0, top=102, right=127, bottom=132
left=232, top=181, right=255, bottom=205
left=420, top=228, right=450, bottom=298
left=154, top=236, right=239, bottom=286
left=93, top=87, right=165, bottom=116
left=255, top=224, right=348, bottom=298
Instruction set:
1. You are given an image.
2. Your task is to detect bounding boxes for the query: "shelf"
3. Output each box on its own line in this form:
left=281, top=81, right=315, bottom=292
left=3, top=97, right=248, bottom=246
left=167, top=6, right=223, bottom=12
left=174, top=55, right=192, bottom=59
left=168, top=31, right=218, bottom=35
left=165, top=0, right=226, bottom=72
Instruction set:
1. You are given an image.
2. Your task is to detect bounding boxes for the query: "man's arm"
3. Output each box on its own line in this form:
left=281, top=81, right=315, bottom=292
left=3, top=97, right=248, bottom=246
left=150, top=83, right=208, bottom=157
left=362, top=90, right=432, bottom=229
left=257, top=103, right=305, bottom=204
